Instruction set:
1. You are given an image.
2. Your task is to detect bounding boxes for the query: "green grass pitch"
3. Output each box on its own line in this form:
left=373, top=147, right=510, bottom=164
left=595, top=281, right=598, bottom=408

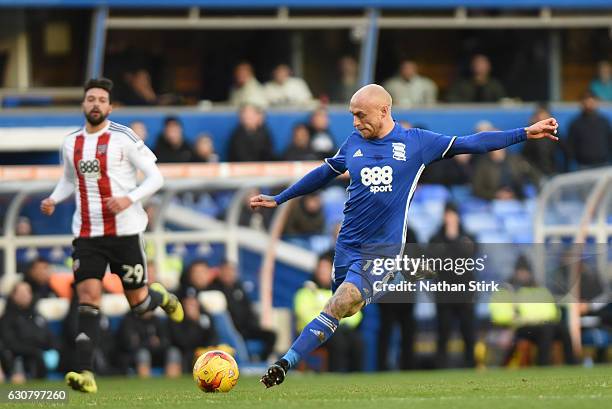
left=1, top=366, right=610, bottom=409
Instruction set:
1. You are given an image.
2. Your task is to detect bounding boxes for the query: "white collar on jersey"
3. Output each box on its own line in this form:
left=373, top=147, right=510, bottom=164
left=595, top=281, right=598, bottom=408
left=83, top=121, right=111, bottom=138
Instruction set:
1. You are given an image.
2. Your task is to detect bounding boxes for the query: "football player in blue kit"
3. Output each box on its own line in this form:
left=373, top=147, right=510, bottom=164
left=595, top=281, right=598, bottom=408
left=250, top=84, right=558, bottom=388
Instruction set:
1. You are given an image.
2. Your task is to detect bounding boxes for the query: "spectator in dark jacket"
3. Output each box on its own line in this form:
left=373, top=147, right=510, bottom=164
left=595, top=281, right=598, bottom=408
left=192, top=133, right=219, bottom=163
left=567, top=92, right=611, bottom=169
left=116, top=310, right=181, bottom=377
left=421, top=153, right=474, bottom=186
left=428, top=202, right=478, bottom=368
left=473, top=148, right=541, bottom=200
left=177, top=260, right=217, bottom=300
left=169, top=295, right=218, bottom=372
left=283, top=124, right=318, bottom=161
left=24, top=258, right=57, bottom=301
left=227, top=105, right=275, bottom=162
left=115, top=68, right=159, bottom=106
left=329, top=56, right=360, bottom=104
left=210, top=260, right=277, bottom=361
left=419, top=124, right=474, bottom=187
left=308, top=108, right=337, bottom=160
left=154, top=116, right=193, bottom=163
left=447, top=54, right=506, bottom=103
left=522, top=105, right=569, bottom=175
left=0, top=281, right=59, bottom=379
left=284, top=193, right=325, bottom=236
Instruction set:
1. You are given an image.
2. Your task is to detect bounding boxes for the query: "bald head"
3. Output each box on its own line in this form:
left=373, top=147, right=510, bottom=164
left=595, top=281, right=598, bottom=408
left=349, top=84, right=395, bottom=139
left=350, top=84, right=392, bottom=109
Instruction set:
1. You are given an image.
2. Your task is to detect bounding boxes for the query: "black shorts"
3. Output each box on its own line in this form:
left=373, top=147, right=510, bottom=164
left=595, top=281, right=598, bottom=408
left=72, top=234, right=148, bottom=290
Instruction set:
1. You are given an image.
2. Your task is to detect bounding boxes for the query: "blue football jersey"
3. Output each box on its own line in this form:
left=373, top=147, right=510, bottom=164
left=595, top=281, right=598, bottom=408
left=326, top=122, right=455, bottom=254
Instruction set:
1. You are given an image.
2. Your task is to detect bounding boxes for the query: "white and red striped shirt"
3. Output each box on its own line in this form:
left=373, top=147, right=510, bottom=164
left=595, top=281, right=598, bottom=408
left=50, top=121, right=163, bottom=237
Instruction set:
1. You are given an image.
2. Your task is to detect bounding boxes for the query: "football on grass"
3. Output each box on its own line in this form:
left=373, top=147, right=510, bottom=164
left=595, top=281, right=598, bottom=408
left=193, top=350, right=239, bottom=393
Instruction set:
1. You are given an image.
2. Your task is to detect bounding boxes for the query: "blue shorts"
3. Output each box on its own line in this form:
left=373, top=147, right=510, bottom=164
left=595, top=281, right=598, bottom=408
left=332, top=243, right=407, bottom=304
left=331, top=244, right=375, bottom=304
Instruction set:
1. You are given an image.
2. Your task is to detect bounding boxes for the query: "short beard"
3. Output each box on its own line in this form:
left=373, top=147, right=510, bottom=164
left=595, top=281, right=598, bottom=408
left=362, top=132, right=376, bottom=140
left=85, top=111, right=108, bottom=126
left=362, top=125, right=379, bottom=139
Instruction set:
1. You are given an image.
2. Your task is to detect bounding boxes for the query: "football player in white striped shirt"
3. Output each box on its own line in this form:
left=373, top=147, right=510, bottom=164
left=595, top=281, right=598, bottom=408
left=40, top=78, right=184, bottom=393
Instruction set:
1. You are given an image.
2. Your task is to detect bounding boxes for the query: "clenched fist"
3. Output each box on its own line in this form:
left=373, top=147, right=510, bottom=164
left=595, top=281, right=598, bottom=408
left=525, top=117, right=559, bottom=141
left=40, top=198, right=56, bottom=216
left=249, top=194, right=278, bottom=211
left=103, top=196, right=133, bottom=214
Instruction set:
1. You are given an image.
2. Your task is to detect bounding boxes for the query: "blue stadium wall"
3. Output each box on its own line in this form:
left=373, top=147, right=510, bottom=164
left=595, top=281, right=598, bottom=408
left=2, top=106, right=612, bottom=164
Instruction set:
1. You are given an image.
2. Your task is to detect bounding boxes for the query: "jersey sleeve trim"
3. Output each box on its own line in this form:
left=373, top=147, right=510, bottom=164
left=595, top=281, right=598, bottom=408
left=67, top=127, right=83, bottom=137
left=441, top=135, right=457, bottom=159
left=109, top=123, right=140, bottom=144
left=324, top=158, right=343, bottom=175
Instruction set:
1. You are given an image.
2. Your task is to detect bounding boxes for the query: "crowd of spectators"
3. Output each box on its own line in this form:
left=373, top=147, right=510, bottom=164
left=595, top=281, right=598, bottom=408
left=109, top=55, right=612, bottom=107
left=141, top=56, right=610, bottom=175
left=0, top=256, right=276, bottom=382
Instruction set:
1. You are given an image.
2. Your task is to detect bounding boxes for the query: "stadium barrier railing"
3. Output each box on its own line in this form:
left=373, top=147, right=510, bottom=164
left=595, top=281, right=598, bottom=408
left=534, top=166, right=612, bottom=354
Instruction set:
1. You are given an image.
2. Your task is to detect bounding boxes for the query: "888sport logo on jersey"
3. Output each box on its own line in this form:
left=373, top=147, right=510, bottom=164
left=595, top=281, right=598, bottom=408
left=360, top=166, right=393, bottom=193
left=77, top=159, right=101, bottom=179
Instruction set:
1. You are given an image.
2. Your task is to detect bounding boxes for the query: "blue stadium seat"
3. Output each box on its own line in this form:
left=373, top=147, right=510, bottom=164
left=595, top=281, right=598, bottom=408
left=413, top=184, right=450, bottom=203
left=407, top=211, right=439, bottom=243
left=511, top=231, right=534, bottom=244
left=523, top=184, right=538, bottom=199
left=450, top=185, right=472, bottom=204
left=463, top=213, right=500, bottom=235
left=523, top=198, right=537, bottom=214
left=491, top=199, right=523, bottom=217
left=321, top=186, right=347, bottom=226
left=476, top=231, right=512, bottom=244
left=553, top=201, right=585, bottom=224
left=245, top=339, right=265, bottom=360
left=193, top=193, right=221, bottom=218
left=503, top=214, right=533, bottom=243
left=414, top=300, right=436, bottom=321
left=422, top=200, right=445, bottom=222
left=308, top=235, right=333, bottom=254
left=459, top=197, right=490, bottom=215
left=408, top=201, right=425, bottom=215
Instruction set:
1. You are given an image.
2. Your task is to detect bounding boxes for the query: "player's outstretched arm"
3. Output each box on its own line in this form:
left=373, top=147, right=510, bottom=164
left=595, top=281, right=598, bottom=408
left=250, top=163, right=339, bottom=210
left=447, top=117, right=559, bottom=157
